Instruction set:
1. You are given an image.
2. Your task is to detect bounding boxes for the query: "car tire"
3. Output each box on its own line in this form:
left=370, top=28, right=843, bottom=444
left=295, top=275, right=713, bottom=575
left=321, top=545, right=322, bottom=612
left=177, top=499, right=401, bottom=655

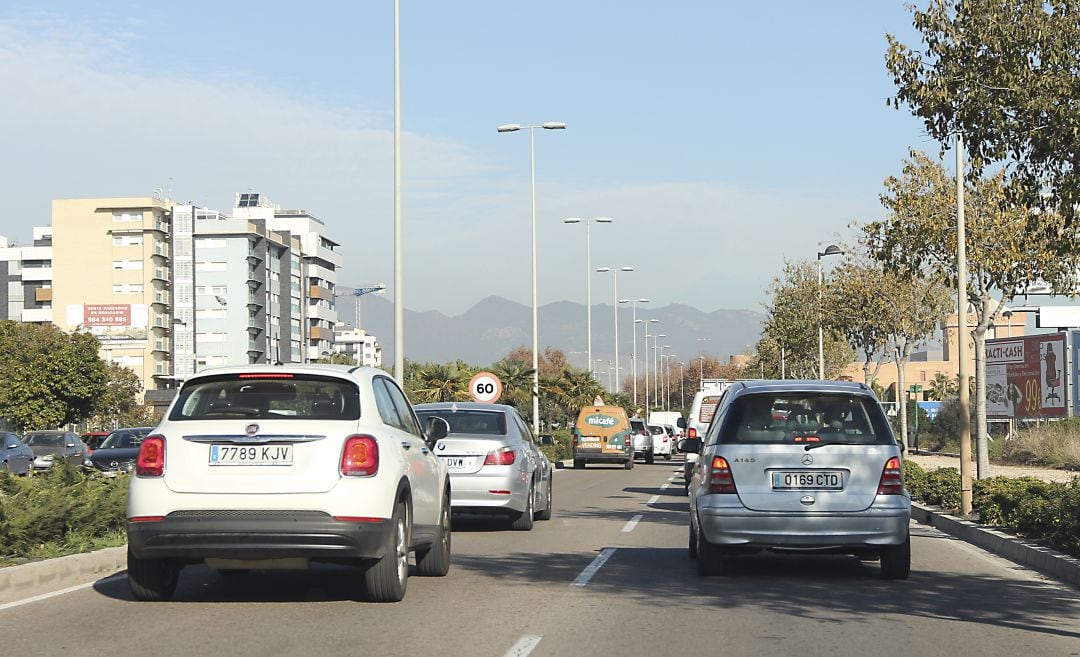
left=574, top=459, right=585, bottom=470
left=510, top=484, right=535, bottom=531
left=880, top=536, right=911, bottom=580
left=416, top=493, right=451, bottom=577
left=664, top=453, right=672, bottom=461
left=362, top=500, right=410, bottom=602
left=0, top=460, right=8, bottom=474
left=127, top=550, right=180, bottom=601
left=695, top=525, right=727, bottom=576
left=534, top=478, right=553, bottom=521
left=624, top=458, right=634, bottom=470
left=688, top=521, right=698, bottom=560
left=645, top=450, right=655, bottom=465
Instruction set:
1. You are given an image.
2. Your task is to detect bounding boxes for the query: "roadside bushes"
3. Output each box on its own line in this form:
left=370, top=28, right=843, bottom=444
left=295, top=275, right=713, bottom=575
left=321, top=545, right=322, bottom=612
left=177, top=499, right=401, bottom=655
left=904, top=460, right=1080, bottom=559
left=0, top=464, right=127, bottom=563
left=538, top=429, right=573, bottom=464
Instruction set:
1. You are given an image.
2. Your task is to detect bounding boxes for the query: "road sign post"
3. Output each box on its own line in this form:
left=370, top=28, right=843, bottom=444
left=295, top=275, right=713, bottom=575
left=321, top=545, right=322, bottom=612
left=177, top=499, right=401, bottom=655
left=909, top=385, right=922, bottom=452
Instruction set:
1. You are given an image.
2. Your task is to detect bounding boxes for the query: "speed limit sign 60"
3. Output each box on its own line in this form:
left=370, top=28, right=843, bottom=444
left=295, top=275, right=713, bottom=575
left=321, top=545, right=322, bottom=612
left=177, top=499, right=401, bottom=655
left=468, top=371, right=503, bottom=403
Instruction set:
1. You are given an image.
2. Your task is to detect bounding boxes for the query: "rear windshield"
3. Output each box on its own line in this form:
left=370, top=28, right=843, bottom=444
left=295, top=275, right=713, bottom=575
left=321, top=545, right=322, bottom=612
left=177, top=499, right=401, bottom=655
left=697, top=395, right=723, bottom=422
left=629, top=419, right=647, bottom=432
left=415, top=409, right=506, bottom=436
left=714, top=393, right=894, bottom=446
left=648, top=425, right=664, bottom=435
left=169, top=374, right=361, bottom=420
left=100, top=428, right=153, bottom=449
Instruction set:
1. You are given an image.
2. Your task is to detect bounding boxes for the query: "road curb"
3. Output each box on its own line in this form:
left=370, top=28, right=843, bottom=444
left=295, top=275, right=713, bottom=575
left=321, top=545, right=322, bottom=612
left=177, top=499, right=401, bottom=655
left=912, top=502, right=1080, bottom=588
left=0, top=546, right=127, bottom=605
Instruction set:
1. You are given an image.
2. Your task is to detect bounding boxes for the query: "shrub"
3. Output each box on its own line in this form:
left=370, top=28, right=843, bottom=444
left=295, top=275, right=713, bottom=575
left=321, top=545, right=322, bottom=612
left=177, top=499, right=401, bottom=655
left=0, top=463, right=128, bottom=562
left=921, top=466, right=962, bottom=510
left=1003, top=420, right=1080, bottom=469
left=538, top=429, right=573, bottom=463
left=971, top=476, right=1054, bottom=526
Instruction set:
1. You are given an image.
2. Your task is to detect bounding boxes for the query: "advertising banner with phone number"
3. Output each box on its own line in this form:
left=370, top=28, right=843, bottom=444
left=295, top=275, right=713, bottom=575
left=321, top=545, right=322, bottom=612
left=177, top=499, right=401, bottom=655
left=985, top=332, right=1067, bottom=419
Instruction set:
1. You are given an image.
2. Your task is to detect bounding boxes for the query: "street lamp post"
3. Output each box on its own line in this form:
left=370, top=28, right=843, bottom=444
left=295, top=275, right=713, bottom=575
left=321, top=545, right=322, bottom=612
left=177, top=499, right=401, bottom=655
left=678, top=361, right=685, bottom=409
left=652, top=333, right=667, bottom=410
left=597, top=266, right=633, bottom=395
left=698, top=355, right=705, bottom=389
left=662, top=346, right=673, bottom=410
left=642, top=319, right=659, bottom=414
left=624, top=299, right=649, bottom=406
left=565, top=217, right=612, bottom=375
left=816, top=244, right=844, bottom=379
left=498, top=120, right=566, bottom=433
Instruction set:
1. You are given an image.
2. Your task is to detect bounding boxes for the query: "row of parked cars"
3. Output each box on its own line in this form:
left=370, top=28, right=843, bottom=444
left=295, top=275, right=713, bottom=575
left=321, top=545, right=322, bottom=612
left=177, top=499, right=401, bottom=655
left=0, top=427, right=155, bottom=476
left=123, top=364, right=554, bottom=603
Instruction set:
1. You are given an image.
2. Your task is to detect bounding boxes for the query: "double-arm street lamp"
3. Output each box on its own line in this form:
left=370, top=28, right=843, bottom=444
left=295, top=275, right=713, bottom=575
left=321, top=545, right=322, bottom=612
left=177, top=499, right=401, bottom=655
left=817, top=244, right=844, bottom=379
left=651, top=333, right=667, bottom=410
left=641, top=319, right=659, bottom=413
left=498, top=121, right=566, bottom=433
left=597, top=266, right=633, bottom=394
left=622, top=298, right=649, bottom=406
left=565, top=217, right=613, bottom=375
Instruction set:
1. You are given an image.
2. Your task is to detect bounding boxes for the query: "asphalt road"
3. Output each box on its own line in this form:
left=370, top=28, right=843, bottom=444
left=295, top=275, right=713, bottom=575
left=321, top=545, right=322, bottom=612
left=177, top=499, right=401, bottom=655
left=2, top=456, right=1078, bottom=657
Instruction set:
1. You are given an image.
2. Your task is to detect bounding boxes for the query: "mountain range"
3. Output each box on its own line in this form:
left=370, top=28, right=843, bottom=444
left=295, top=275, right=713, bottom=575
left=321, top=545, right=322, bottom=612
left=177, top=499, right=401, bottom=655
left=339, top=294, right=765, bottom=371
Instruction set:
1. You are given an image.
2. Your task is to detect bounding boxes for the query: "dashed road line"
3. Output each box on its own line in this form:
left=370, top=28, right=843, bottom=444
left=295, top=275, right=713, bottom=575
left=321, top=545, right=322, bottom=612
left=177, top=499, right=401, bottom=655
left=503, top=635, right=543, bottom=657
left=0, top=572, right=127, bottom=611
left=571, top=548, right=617, bottom=587
left=622, top=514, right=644, bottom=532
left=647, top=494, right=660, bottom=504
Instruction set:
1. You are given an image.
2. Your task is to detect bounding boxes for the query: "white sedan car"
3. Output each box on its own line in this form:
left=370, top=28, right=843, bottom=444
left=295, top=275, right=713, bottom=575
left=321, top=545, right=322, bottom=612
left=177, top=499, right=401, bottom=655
left=126, top=364, right=452, bottom=603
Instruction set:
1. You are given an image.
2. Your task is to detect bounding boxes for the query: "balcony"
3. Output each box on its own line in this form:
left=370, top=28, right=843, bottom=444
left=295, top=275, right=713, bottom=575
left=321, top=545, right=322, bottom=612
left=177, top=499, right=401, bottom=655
left=34, top=288, right=53, bottom=302
left=308, top=326, right=334, bottom=341
left=309, top=284, right=333, bottom=301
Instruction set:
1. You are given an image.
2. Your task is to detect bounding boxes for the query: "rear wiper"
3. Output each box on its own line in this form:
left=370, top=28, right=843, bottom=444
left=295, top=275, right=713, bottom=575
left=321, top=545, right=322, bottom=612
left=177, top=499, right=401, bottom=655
left=804, top=441, right=862, bottom=451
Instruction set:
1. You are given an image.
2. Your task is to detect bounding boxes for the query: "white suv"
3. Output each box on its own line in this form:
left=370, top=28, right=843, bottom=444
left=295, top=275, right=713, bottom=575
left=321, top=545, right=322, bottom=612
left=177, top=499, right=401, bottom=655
left=126, top=365, right=451, bottom=603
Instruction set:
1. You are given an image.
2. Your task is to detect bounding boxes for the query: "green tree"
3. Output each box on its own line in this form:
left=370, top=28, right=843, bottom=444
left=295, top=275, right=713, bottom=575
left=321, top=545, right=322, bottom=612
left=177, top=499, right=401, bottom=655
left=887, top=0, right=1080, bottom=228
left=411, top=362, right=471, bottom=403
left=827, top=259, right=894, bottom=387
left=491, top=357, right=536, bottom=416
left=928, top=372, right=958, bottom=401
left=865, top=152, right=1076, bottom=475
left=87, top=363, right=148, bottom=430
left=0, top=322, right=108, bottom=430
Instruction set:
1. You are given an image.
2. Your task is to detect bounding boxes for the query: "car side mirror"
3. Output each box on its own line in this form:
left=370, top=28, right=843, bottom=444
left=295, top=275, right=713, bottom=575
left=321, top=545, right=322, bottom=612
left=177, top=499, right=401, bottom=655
left=678, top=438, right=701, bottom=454
left=677, top=417, right=686, bottom=429
left=425, top=416, right=450, bottom=444
left=539, top=434, right=556, bottom=446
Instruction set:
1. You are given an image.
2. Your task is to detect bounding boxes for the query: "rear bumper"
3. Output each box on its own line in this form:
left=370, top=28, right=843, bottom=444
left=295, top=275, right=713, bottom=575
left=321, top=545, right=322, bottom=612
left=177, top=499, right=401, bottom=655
left=574, top=449, right=631, bottom=464
left=449, top=470, right=529, bottom=513
left=697, top=496, right=910, bottom=550
left=127, top=511, right=393, bottom=562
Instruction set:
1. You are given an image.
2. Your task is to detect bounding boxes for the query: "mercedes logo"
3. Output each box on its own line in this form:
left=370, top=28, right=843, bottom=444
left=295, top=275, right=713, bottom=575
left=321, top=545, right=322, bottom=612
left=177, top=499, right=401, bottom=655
left=802, top=454, right=814, bottom=465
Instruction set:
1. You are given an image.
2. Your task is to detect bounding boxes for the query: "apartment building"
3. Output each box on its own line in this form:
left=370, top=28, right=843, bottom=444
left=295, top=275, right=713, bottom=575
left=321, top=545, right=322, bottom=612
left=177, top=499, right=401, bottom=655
left=332, top=326, right=382, bottom=367
left=233, top=193, right=342, bottom=363
left=0, top=227, right=54, bottom=323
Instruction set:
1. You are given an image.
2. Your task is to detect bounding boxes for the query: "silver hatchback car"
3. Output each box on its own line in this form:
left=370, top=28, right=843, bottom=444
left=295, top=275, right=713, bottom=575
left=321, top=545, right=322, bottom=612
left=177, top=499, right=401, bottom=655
left=685, top=380, right=911, bottom=579
left=414, top=402, right=553, bottom=531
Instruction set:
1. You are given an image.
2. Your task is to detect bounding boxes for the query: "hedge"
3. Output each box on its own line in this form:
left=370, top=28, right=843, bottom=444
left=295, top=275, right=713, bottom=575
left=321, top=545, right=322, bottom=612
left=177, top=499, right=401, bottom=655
left=904, top=460, right=1080, bottom=559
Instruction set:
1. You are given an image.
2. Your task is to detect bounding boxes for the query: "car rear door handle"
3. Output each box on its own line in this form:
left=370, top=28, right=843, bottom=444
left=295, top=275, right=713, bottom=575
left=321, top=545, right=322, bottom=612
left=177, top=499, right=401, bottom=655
left=401, top=441, right=412, bottom=450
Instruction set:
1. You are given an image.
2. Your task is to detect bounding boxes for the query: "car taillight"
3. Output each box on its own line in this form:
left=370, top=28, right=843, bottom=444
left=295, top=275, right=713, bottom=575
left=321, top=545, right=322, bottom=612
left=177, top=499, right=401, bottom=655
left=687, top=427, right=698, bottom=439
left=484, top=446, right=516, bottom=466
left=708, top=456, right=737, bottom=494
left=571, top=431, right=579, bottom=447
left=877, top=456, right=904, bottom=495
left=136, top=435, right=165, bottom=477
left=341, top=435, right=379, bottom=476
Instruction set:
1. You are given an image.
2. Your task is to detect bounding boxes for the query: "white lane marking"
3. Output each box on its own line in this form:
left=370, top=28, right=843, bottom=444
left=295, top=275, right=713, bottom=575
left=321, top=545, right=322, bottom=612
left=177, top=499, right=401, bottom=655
left=571, top=548, right=616, bottom=587
left=660, top=483, right=670, bottom=490
left=647, top=494, right=660, bottom=505
left=0, top=572, right=127, bottom=611
left=621, top=514, right=644, bottom=532
left=503, top=635, right=543, bottom=657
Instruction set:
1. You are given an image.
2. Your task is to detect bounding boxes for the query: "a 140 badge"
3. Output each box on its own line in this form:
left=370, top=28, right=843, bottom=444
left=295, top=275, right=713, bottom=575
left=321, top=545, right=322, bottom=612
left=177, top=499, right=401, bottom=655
left=468, top=371, right=503, bottom=403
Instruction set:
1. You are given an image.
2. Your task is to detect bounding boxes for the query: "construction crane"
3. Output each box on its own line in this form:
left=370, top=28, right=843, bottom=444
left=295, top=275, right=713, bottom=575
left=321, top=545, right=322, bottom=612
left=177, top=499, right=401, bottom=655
left=334, top=284, right=387, bottom=330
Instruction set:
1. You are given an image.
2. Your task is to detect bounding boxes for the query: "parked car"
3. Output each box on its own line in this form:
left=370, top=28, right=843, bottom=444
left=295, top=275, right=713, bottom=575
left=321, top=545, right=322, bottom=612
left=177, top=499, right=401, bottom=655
left=0, top=432, right=33, bottom=475
left=662, top=424, right=679, bottom=455
left=414, top=402, right=553, bottom=530
left=649, top=424, right=673, bottom=460
left=685, top=380, right=911, bottom=579
left=89, top=427, right=154, bottom=474
left=126, top=364, right=452, bottom=603
left=81, top=431, right=111, bottom=454
left=23, top=430, right=90, bottom=471
left=573, top=405, right=634, bottom=469
left=629, top=417, right=655, bottom=464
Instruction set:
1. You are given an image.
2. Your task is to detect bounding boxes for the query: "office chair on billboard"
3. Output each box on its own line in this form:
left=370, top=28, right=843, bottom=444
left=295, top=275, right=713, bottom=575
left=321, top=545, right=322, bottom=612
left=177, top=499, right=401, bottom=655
left=1044, top=343, right=1061, bottom=404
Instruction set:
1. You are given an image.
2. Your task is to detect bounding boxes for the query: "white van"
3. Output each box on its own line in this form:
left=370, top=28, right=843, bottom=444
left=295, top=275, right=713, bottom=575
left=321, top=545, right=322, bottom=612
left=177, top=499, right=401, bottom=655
left=648, top=411, right=684, bottom=438
left=681, top=387, right=731, bottom=494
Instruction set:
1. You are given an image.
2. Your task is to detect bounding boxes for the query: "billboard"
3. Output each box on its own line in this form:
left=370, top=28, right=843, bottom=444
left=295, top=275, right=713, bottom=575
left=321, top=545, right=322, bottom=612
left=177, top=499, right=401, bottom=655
left=66, top=304, right=148, bottom=341
left=985, top=333, right=1067, bottom=418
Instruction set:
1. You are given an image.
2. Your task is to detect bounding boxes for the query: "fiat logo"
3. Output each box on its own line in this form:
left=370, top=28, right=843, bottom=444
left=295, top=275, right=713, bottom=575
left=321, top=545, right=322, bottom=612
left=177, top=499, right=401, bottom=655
left=246, top=424, right=259, bottom=437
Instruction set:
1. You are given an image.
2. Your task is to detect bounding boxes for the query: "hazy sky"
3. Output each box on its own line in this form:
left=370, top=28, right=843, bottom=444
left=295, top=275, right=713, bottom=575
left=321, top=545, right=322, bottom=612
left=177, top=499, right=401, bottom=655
left=0, top=1, right=938, bottom=315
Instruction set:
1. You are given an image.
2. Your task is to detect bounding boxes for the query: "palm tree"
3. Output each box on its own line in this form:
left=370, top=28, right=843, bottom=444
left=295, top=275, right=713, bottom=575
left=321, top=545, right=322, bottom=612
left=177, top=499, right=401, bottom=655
left=927, top=372, right=957, bottom=401
left=412, top=363, right=470, bottom=403
left=491, top=358, right=536, bottom=413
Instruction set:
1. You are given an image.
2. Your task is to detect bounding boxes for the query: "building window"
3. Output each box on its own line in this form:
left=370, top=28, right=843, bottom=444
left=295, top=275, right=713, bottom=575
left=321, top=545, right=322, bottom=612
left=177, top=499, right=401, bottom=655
left=112, top=235, right=144, bottom=247
left=196, top=261, right=227, bottom=272
left=112, top=260, right=144, bottom=271
left=112, top=212, right=142, bottom=222
left=112, top=284, right=144, bottom=295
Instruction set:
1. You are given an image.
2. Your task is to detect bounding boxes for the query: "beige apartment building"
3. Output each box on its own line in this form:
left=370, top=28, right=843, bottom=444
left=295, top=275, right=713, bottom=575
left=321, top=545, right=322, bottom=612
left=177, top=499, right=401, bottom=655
left=51, top=197, right=176, bottom=394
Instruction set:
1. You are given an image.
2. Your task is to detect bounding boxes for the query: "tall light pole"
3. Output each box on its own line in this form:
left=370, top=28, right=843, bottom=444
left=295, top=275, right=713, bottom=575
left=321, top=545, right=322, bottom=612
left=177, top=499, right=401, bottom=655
left=956, top=131, right=973, bottom=515
left=698, top=355, right=705, bottom=389
left=652, top=333, right=667, bottom=410
left=662, top=346, right=673, bottom=410
left=642, top=319, right=659, bottom=414
left=565, top=217, right=612, bottom=375
left=817, top=244, right=844, bottom=379
left=596, top=266, right=633, bottom=395
left=498, top=120, right=566, bottom=433
left=678, top=361, right=685, bottom=409
left=624, top=298, right=649, bottom=406
left=393, top=0, right=404, bottom=384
